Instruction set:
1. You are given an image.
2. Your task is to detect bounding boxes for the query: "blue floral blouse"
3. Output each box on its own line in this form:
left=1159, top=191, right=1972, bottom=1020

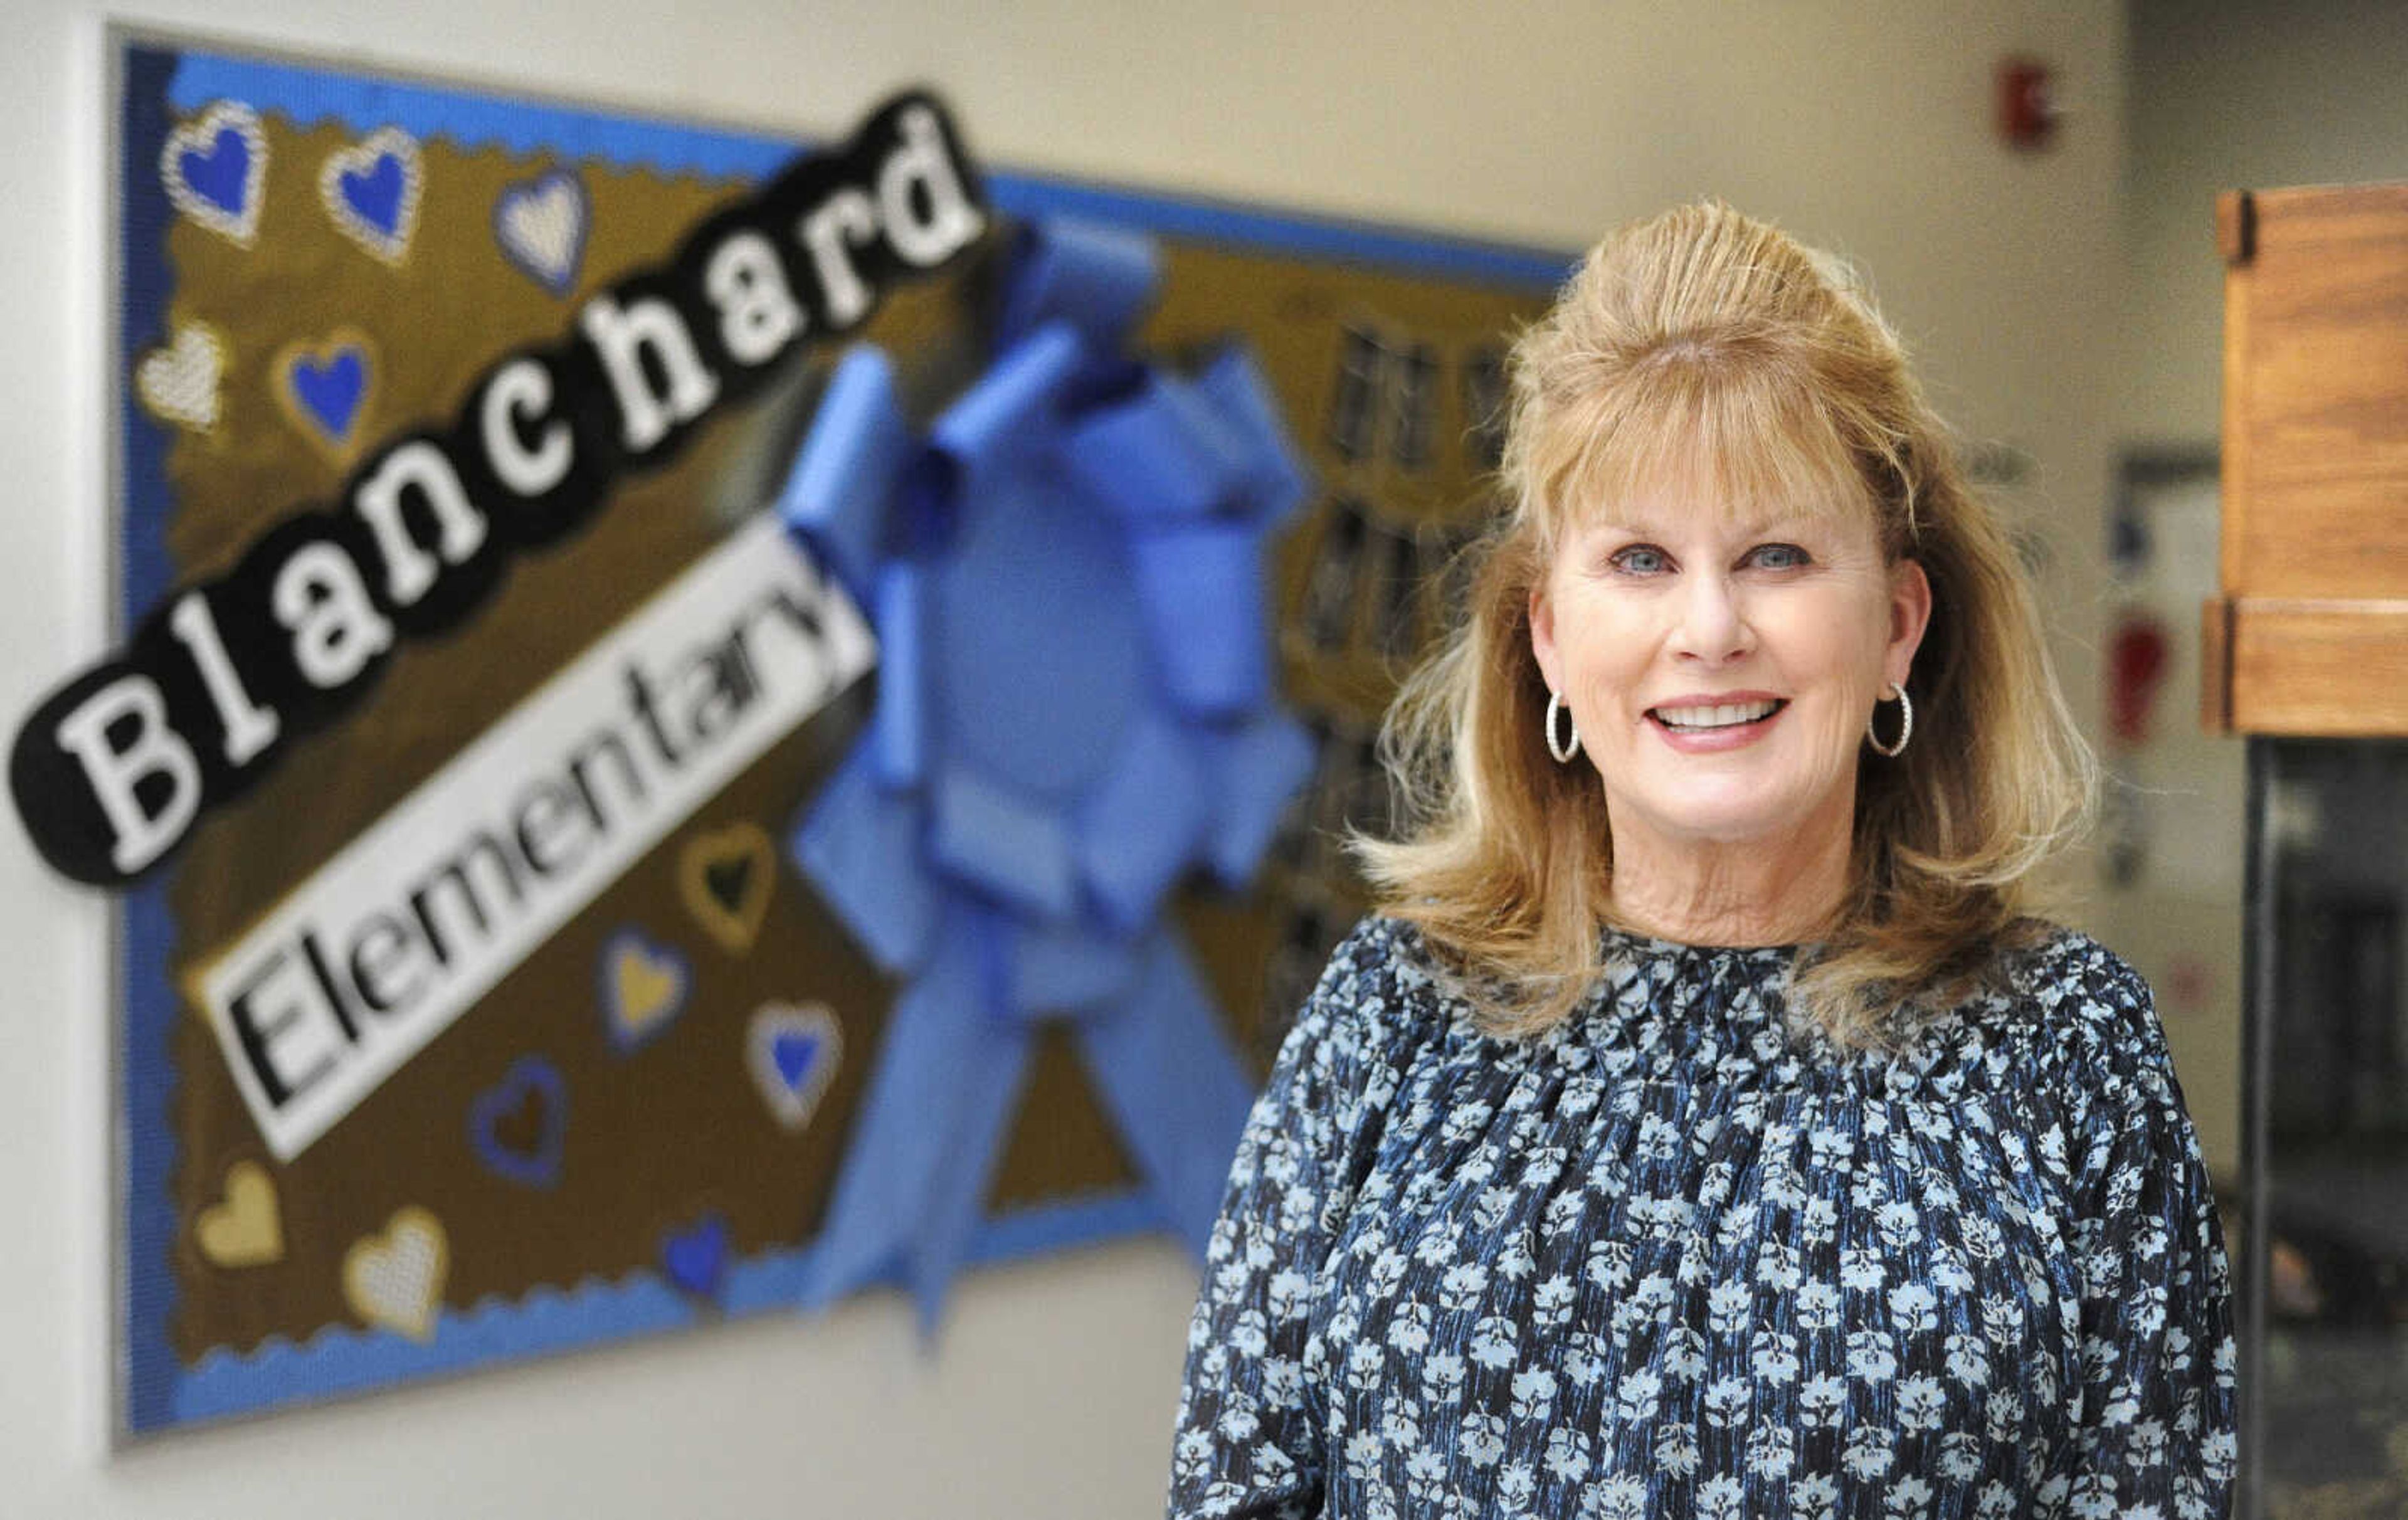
left=1166, top=917, right=2237, bottom=1519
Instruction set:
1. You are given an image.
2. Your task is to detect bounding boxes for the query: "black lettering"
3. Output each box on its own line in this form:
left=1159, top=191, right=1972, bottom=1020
left=759, top=583, right=828, bottom=643
left=224, top=947, right=335, bottom=1108
left=406, top=830, right=526, bottom=968
left=674, top=631, right=758, bottom=744
left=300, top=924, right=362, bottom=1042
left=511, top=774, right=593, bottom=877
left=344, top=912, right=428, bottom=1015
left=566, top=724, right=650, bottom=833
left=625, top=665, right=684, bottom=769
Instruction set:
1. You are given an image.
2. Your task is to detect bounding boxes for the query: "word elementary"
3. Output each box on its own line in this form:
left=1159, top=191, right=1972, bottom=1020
left=196, top=512, right=874, bottom=1159
left=11, top=92, right=982, bottom=886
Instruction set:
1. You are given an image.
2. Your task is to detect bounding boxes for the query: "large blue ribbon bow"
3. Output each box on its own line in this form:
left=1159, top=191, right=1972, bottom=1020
left=780, top=218, right=1316, bottom=1332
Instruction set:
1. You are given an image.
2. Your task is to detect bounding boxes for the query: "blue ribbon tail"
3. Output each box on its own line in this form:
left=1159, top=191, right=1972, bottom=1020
left=803, top=910, right=1026, bottom=1312
left=904, top=1002, right=1032, bottom=1342
left=1075, top=929, right=1254, bottom=1257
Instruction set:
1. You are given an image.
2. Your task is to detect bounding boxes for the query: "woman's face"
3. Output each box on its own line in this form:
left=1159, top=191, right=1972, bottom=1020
left=1529, top=483, right=1931, bottom=861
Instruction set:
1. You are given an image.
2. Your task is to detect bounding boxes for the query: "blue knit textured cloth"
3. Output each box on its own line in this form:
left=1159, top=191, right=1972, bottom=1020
left=1168, top=917, right=2237, bottom=1519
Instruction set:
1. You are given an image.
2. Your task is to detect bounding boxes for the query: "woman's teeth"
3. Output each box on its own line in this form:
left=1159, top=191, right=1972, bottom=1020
left=1652, top=699, right=1782, bottom=731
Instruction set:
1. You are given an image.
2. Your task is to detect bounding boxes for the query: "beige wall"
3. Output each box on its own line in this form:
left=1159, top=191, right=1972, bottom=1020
left=0, top=4, right=2126, bottom=1515
left=2125, top=0, right=2408, bottom=445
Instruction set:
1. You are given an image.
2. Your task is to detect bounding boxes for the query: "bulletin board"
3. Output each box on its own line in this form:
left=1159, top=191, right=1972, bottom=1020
left=35, top=28, right=1566, bottom=1437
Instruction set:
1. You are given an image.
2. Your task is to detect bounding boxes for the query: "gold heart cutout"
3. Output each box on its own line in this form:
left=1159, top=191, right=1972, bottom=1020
left=677, top=823, right=776, bottom=955
left=196, top=1159, right=283, bottom=1268
left=609, top=936, right=687, bottom=1043
left=342, top=1206, right=449, bottom=1342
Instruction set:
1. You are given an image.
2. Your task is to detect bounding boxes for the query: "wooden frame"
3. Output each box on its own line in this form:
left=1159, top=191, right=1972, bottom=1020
left=2209, top=181, right=2408, bottom=735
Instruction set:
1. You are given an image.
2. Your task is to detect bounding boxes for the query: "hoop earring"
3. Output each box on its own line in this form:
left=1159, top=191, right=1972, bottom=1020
left=1867, top=682, right=1913, bottom=757
left=1545, top=691, right=1581, bottom=764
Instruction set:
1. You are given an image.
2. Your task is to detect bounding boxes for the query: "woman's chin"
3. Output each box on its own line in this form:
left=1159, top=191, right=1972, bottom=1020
left=1620, top=781, right=1838, bottom=853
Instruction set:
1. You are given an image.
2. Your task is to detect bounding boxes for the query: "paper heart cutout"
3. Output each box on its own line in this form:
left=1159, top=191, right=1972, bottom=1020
left=136, top=322, right=226, bottom=432
left=161, top=101, right=266, bottom=246
left=660, top=1212, right=731, bottom=1299
left=599, top=928, right=690, bottom=1051
left=678, top=822, right=776, bottom=954
left=467, top=1055, right=567, bottom=1188
left=342, top=1205, right=448, bottom=1341
left=275, top=331, right=374, bottom=455
left=195, top=1159, right=283, bottom=1268
left=494, top=168, right=589, bottom=295
left=319, top=127, right=422, bottom=264
left=746, top=1001, right=843, bottom=1132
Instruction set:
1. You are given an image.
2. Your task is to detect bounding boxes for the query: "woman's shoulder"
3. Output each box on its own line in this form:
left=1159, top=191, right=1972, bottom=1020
left=1988, top=921, right=2152, bottom=1015
left=1964, top=921, right=2182, bottom=1108
left=1287, top=914, right=1469, bottom=1054
left=1308, top=913, right=1454, bottom=1011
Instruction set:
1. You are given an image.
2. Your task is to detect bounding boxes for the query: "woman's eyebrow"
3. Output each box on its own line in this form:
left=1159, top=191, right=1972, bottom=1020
left=1730, top=509, right=1823, bottom=538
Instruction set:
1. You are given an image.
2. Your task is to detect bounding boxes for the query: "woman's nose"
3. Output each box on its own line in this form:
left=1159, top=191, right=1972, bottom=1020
left=1672, top=574, right=1752, bottom=663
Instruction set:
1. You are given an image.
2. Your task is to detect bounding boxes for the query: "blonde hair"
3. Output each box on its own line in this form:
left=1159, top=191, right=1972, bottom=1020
left=1355, top=202, right=2095, bottom=1050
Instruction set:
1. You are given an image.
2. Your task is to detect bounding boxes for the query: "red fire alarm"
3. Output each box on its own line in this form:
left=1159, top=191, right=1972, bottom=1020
left=1997, top=56, right=2059, bottom=150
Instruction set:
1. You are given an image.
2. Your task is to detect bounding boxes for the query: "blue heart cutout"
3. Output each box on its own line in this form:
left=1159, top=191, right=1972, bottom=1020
left=288, top=346, right=367, bottom=443
left=467, top=1055, right=568, bottom=1189
left=661, top=1213, right=731, bottom=1299
left=773, top=1030, right=827, bottom=1092
left=341, top=152, right=406, bottom=237
left=179, top=127, right=251, bottom=218
left=181, top=129, right=254, bottom=218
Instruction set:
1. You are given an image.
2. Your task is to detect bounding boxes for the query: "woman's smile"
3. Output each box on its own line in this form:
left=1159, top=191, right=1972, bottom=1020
left=1644, top=692, right=1788, bottom=750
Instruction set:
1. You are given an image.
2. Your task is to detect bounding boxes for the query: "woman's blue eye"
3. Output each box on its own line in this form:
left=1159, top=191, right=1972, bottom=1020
left=1750, top=543, right=1810, bottom=570
left=1611, top=546, right=1669, bottom=575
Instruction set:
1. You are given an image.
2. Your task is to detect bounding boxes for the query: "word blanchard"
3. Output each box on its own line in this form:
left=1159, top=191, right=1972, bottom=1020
left=196, top=512, right=874, bottom=1159
left=13, top=92, right=983, bottom=886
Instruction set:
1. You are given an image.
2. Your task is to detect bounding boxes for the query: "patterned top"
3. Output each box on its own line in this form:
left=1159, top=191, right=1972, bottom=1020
left=1166, top=917, right=2237, bottom=1519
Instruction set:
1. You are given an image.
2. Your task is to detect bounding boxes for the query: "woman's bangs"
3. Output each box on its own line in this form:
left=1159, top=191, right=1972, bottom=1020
left=1547, top=372, right=1864, bottom=536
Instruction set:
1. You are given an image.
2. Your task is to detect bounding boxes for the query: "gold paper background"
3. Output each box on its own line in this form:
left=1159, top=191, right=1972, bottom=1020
left=152, top=107, right=1552, bottom=1359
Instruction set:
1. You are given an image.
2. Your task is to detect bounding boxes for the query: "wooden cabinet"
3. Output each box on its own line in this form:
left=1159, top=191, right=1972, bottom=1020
left=2207, top=181, right=2408, bottom=735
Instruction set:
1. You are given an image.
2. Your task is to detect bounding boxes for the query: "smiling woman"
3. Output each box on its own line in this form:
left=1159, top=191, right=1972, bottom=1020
left=1166, top=204, right=2237, bottom=1519
left=1362, top=201, right=2089, bottom=1047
